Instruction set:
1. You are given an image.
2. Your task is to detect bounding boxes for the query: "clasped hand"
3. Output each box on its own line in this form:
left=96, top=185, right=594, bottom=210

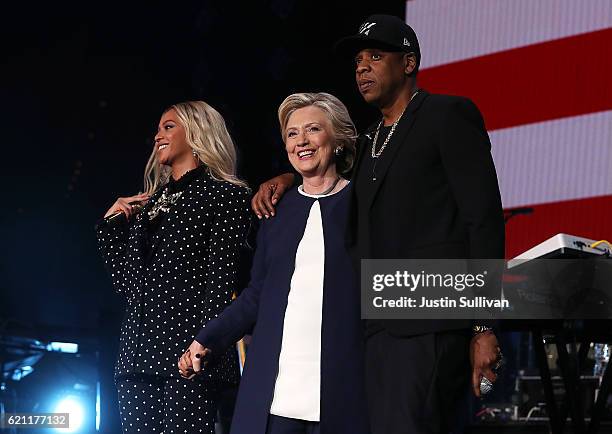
left=177, top=340, right=211, bottom=379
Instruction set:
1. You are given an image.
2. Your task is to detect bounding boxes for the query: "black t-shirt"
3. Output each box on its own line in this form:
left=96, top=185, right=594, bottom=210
left=355, top=124, right=392, bottom=196
left=354, top=124, right=393, bottom=252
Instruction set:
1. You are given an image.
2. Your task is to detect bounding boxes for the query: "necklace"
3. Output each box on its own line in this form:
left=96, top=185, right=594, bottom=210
left=370, top=89, right=420, bottom=181
left=147, top=187, right=184, bottom=220
left=304, top=176, right=342, bottom=196
left=321, top=176, right=342, bottom=195
left=371, top=89, right=420, bottom=160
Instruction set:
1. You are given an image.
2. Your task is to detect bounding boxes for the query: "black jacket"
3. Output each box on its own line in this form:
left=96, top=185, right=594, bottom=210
left=96, top=168, right=251, bottom=383
left=348, top=91, right=505, bottom=336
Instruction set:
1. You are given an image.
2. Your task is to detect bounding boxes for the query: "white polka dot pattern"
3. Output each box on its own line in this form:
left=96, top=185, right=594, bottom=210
left=117, top=375, right=216, bottom=433
left=96, top=170, right=250, bottom=384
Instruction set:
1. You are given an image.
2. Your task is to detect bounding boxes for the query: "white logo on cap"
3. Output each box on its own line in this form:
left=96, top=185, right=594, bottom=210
left=403, top=37, right=410, bottom=46
left=359, top=22, right=376, bottom=36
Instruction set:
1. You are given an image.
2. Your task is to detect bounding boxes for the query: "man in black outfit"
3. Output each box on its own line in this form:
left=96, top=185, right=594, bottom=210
left=252, top=14, right=504, bottom=434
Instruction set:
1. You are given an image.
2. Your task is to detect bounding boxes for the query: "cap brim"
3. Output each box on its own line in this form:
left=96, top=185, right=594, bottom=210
left=333, top=34, right=404, bottom=58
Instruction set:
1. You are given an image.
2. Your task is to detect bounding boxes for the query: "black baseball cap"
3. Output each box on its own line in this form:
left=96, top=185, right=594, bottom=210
left=335, top=14, right=421, bottom=67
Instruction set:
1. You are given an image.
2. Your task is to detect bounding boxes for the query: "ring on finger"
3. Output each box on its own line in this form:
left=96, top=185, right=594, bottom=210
left=493, top=351, right=504, bottom=371
left=480, top=376, right=494, bottom=395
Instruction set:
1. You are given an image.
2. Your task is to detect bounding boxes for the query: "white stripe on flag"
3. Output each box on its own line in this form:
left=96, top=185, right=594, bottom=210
left=491, top=110, right=612, bottom=208
left=405, top=0, right=612, bottom=69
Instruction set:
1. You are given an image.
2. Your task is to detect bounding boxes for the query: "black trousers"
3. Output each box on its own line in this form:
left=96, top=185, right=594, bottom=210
left=116, top=374, right=217, bottom=433
left=265, top=414, right=320, bottom=434
left=365, top=330, right=471, bottom=434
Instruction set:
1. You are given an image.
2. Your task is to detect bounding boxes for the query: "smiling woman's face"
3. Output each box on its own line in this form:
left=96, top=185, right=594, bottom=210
left=154, top=109, right=191, bottom=167
left=285, top=105, right=336, bottom=178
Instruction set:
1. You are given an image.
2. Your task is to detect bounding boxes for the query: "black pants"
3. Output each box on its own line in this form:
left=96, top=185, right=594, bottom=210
left=116, top=374, right=217, bottom=433
left=365, top=330, right=471, bottom=434
left=265, top=414, right=320, bottom=434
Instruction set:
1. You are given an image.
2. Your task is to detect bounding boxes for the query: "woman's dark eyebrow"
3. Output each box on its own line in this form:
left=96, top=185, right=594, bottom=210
left=156, top=120, right=175, bottom=131
left=286, top=122, right=321, bottom=131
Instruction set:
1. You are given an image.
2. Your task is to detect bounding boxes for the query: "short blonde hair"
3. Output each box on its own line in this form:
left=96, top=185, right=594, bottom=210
left=278, top=93, right=357, bottom=175
left=143, top=101, right=248, bottom=194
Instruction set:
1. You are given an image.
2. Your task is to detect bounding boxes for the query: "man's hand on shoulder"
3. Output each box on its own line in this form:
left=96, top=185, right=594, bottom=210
left=251, top=173, right=295, bottom=219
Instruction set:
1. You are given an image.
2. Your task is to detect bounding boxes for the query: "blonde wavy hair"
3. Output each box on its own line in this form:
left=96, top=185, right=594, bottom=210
left=143, top=101, right=248, bottom=194
left=278, top=92, right=357, bottom=175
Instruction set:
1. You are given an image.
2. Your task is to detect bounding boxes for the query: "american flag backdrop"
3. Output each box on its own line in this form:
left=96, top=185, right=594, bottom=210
left=406, top=0, right=612, bottom=258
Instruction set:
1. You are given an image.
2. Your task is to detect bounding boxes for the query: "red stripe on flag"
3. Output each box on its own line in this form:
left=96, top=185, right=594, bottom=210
left=419, top=28, right=612, bottom=131
left=505, top=195, right=612, bottom=259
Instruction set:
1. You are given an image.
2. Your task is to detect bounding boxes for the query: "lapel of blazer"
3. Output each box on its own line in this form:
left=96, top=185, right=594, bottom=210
left=366, top=90, right=429, bottom=210
left=130, top=187, right=163, bottom=263
left=346, top=122, right=378, bottom=248
left=353, top=122, right=378, bottom=182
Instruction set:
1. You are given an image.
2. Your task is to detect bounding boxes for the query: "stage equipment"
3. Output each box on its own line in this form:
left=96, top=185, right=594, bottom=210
left=507, top=233, right=612, bottom=434
left=0, top=335, right=96, bottom=433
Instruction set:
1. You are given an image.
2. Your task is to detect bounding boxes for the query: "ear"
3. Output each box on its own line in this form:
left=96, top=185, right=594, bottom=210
left=404, top=53, right=417, bottom=76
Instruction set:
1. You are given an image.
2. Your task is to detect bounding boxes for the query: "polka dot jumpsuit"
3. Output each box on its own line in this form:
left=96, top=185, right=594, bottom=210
left=96, top=166, right=250, bottom=433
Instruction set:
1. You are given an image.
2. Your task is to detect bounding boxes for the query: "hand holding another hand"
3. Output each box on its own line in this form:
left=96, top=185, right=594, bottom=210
left=178, top=340, right=211, bottom=379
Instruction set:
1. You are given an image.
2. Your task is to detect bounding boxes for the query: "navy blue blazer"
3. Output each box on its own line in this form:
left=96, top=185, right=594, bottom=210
left=196, top=185, right=369, bottom=434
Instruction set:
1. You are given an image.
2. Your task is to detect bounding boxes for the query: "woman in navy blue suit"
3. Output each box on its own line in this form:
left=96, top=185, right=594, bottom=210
left=178, top=92, right=369, bottom=434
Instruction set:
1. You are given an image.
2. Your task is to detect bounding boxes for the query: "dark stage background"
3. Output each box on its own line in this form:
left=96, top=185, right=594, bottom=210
left=4, top=2, right=612, bottom=433
left=0, top=1, right=403, bottom=432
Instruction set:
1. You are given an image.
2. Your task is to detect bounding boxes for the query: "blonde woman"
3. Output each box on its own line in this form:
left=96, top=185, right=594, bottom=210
left=96, top=101, right=250, bottom=433
left=179, top=93, right=369, bottom=434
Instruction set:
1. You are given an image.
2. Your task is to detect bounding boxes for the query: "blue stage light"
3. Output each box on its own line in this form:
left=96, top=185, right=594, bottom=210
left=53, top=396, right=85, bottom=432
left=47, top=342, right=79, bottom=354
left=11, top=365, right=34, bottom=380
left=95, top=381, right=101, bottom=431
